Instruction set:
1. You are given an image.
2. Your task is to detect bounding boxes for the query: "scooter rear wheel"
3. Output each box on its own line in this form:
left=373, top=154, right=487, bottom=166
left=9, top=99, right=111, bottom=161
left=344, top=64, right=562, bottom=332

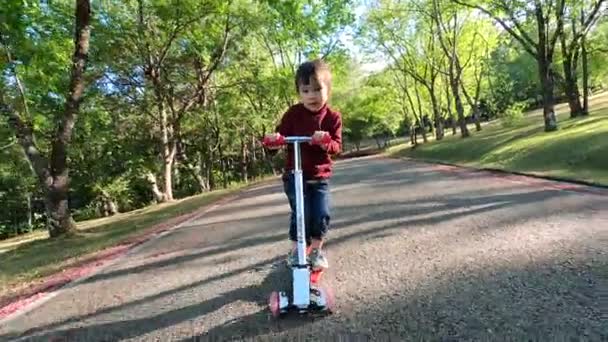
left=268, top=291, right=281, bottom=318
left=321, top=285, right=336, bottom=313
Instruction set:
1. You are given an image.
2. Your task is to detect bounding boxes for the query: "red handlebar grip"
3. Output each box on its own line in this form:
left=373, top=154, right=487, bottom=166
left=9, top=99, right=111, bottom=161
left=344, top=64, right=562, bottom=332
left=312, top=132, right=332, bottom=145
left=262, top=134, right=285, bottom=147
left=320, top=133, right=331, bottom=144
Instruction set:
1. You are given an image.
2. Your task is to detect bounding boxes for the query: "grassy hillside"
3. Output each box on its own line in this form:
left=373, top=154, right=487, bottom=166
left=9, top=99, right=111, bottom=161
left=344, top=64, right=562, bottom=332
left=387, top=93, right=608, bottom=186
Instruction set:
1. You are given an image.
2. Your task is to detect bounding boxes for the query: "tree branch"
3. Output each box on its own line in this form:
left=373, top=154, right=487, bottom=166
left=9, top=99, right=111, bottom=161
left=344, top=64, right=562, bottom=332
left=1, top=101, right=51, bottom=186
left=175, top=12, right=232, bottom=122
left=571, top=0, right=607, bottom=45
left=202, top=11, right=232, bottom=86
left=496, top=0, right=539, bottom=50
left=49, top=0, right=91, bottom=178
left=157, top=10, right=214, bottom=68
left=0, top=32, right=31, bottom=120
left=321, top=33, right=341, bottom=59
left=581, top=0, right=607, bottom=33
left=450, top=0, right=538, bottom=56
left=548, top=0, right=566, bottom=57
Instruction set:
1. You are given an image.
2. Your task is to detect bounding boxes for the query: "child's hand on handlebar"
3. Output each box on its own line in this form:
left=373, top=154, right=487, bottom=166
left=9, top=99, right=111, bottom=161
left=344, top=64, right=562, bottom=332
left=311, top=130, right=331, bottom=149
left=263, top=133, right=283, bottom=150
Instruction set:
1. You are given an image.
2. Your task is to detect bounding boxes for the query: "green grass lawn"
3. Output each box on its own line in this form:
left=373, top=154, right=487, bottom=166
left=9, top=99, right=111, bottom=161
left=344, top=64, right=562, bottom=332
left=0, top=177, right=275, bottom=299
left=387, top=92, right=608, bottom=186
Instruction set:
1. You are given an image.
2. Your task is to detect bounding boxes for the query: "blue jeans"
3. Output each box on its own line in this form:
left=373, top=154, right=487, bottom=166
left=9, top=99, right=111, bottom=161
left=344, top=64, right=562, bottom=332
left=283, top=173, right=331, bottom=243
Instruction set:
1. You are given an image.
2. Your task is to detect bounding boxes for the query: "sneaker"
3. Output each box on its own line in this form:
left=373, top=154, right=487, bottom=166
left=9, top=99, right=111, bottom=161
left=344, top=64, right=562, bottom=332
left=309, top=248, right=329, bottom=270
left=287, top=248, right=307, bottom=267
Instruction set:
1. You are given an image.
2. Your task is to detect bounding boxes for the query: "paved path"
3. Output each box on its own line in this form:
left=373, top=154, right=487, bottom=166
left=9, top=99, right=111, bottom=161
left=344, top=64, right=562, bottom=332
left=1, top=156, right=607, bottom=341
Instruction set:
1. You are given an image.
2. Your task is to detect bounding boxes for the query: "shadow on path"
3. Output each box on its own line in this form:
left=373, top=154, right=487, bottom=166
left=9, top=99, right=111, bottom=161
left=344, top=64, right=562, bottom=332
left=73, top=188, right=570, bottom=288
left=7, top=258, right=327, bottom=341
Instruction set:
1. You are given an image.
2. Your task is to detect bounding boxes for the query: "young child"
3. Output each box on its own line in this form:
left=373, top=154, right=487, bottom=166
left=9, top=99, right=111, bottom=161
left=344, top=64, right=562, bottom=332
left=265, top=59, right=342, bottom=270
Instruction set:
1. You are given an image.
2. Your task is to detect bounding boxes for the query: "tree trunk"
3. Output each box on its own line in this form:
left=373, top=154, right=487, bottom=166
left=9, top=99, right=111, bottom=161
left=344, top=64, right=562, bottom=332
left=473, top=74, right=483, bottom=132
left=450, top=68, right=469, bottom=138
left=222, top=160, right=228, bottom=189
left=537, top=56, right=558, bottom=131
left=199, top=153, right=210, bottom=191
left=250, top=135, right=258, bottom=179
left=410, top=125, right=417, bottom=146
left=402, top=76, right=424, bottom=144
left=180, top=151, right=208, bottom=193
left=218, top=141, right=227, bottom=189
left=460, top=80, right=482, bottom=132
left=473, top=107, right=482, bottom=131
left=411, top=131, right=417, bottom=146
left=403, top=107, right=417, bottom=146
left=146, top=172, right=165, bottom=202
left=444, top=75, right=457, bottom=135
left=206, top=151, right=216, bottom=190
left=240, top=132, right=248, bottom=183
left=429, top=84, right=444, bottom=141
left=536, top=3, right=559, bottom=132
left=99, top=189, right=118, bottom=216
left=162, top=141, right=176, bottom=201
left=560, top=30, right=584, bottom=118
left=581, top=10, right=589, bottom=116
left=26, top=193, right=32, bottom=231
left=414, top=85, right=428, bottom=142
left=45, top=180, right=76, bottom=237
left=452, top=52, right=469, bottom=137
left=562, top=58, right=584, bottom=118
left=7, top=112, right=78, bottom=237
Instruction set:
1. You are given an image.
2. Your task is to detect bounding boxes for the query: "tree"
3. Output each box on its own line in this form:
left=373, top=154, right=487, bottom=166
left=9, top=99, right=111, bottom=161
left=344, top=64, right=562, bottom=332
left=430, top=0, right=471, bottom=137
left=134, top=0, right=232, bottom=202
left=451, top=0, right=566, bottom=132
left=458, top=20, right=499, bottom=131
left=1, top=0, right=92, bottom=237
left=558, top=0, right=606, bottom=117
left=361, top=0, right=446, bottom=140
left=586, top=17, right=608, bottom=98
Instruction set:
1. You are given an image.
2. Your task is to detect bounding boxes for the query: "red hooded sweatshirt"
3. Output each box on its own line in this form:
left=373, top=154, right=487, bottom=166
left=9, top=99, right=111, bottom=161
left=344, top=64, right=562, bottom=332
left=274, top=103, right=342, bottom=180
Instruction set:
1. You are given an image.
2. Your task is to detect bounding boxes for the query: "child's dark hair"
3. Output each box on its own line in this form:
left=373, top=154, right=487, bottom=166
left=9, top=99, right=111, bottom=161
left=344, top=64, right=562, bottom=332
left=295, top=59, right=332, bottom=93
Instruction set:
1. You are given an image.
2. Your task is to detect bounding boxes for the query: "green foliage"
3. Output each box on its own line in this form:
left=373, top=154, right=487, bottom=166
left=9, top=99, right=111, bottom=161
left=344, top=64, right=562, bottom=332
left=0, top=0, right=357, bottom=239
left=1, top=0, right=607, bottom=241
left=0, top=145, right=43, bottom=239
left=587, top=19, right=608, bottom=90
left=338, top=70, right=402, bottom=148
left=500, top=101, right=528, bottom=127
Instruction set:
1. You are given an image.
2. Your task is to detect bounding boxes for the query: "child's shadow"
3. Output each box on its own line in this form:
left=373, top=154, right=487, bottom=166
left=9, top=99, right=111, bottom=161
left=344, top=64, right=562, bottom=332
left=187, top=261, right=334, bottom=341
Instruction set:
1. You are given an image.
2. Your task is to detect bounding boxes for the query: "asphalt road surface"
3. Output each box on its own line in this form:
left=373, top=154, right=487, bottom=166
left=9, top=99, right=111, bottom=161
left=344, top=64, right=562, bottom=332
left=1, top=156, right=607, bottom=341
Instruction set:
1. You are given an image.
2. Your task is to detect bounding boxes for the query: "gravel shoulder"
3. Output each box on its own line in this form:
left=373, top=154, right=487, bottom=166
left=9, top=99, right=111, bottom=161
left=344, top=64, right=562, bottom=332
left=1, top=156, right=606, bottom=341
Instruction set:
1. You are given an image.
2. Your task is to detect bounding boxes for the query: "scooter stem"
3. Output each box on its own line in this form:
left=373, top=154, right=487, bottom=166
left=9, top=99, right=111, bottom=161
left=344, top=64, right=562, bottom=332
left=293, top=141, right=307, bottom=267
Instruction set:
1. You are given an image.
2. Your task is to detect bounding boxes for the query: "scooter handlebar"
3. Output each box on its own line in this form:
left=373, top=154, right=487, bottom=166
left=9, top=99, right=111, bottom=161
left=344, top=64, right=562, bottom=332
left=262, top=134, right=330, bottom=147
left=262, top=134, right=286, bottom=147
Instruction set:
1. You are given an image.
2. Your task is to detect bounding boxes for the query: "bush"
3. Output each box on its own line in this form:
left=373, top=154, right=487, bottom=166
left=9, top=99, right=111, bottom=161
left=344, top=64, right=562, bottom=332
left=501, top=101, right=527, bottom=127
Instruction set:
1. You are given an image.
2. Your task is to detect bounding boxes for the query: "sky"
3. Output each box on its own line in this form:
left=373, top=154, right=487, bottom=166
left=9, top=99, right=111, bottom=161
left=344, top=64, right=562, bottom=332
left=337, top=2, right=389, bottom=74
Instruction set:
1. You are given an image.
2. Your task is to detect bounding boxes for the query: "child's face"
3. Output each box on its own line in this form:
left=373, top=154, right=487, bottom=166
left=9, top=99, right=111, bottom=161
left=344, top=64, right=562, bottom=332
left=298, top=76, right=329, bottom=112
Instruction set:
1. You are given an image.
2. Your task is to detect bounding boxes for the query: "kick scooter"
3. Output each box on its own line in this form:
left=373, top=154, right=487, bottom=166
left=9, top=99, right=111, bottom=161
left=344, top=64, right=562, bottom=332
left=262, top=134, right=336, bottom=317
